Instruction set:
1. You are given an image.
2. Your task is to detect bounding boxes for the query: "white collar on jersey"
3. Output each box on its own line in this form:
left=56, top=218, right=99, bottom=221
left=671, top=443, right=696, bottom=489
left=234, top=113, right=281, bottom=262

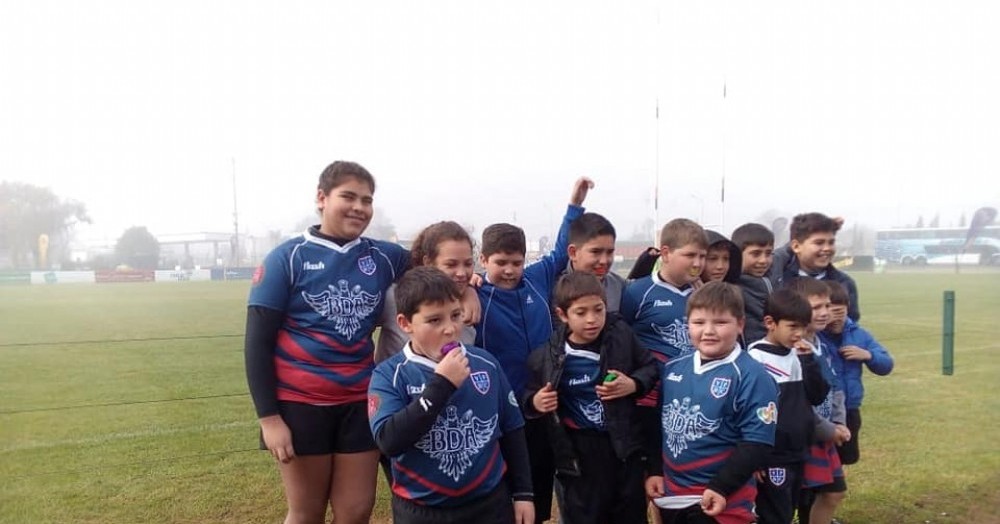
left=563, top=342, right=601, bottom=361
left=302, top=228, right=362, bottom=253
left=403, top=341, right=468, bottom=369
left=693, top=345, right=743, bottom=374
left=651, top=270, right=694, bottom=296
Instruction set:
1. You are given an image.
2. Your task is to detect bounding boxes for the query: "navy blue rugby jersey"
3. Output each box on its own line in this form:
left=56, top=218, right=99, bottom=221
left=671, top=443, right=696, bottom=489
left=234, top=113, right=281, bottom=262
left=248, top=229, right=408, bottom=404
left=369, top=343, right=525, bottom=507
left=558, top=345, right=605, bottom=430
left=621, top=272, right=696, bottom=360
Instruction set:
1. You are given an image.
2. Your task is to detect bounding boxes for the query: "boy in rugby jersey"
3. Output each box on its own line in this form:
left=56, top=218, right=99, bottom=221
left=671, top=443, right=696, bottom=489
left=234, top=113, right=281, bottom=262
left=525, top=272, right=658, bottom=524
left=368, top=267, right=534, bottom=524
left=645, top=281, right=779, bottom=524
left=746, top=288, right=830, bottom=524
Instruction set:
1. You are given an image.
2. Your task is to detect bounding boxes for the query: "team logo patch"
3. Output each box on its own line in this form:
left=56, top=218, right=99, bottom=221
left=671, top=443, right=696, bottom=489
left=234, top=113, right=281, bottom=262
left=756, top=401, right=778, bottom=425
left=768, top=467, right=787, bottom=486
left=508, top=391, right=519, bottom=407
left=252, top=265, right=265, bottom=285
left=709, top=377, right=731, bottom=398
left=471, top=371, right=491, bottom=394
left=415, top=406, right=498, bottom=481
left=358, top=255, right=376, bottom=275
left=367, top=394, right=380, bottom=418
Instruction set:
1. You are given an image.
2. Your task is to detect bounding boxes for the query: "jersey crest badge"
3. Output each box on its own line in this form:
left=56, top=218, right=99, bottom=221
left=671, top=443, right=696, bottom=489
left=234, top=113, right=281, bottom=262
left=709, top=377, right=731, bottom=399
left=651, top=319, right=695, bottom=354
left=415, top=406, right=498, bottom=482
left=301, top=279, right=381, bottom=338
left=768, top=467, right=786, bottom=486
left=367, top=394, right=380, bottom=418
left=358, top=255, right=377, bottom=275
left=756, top=401, right=778, bottom=425
left=252, top=265, right=265, bottom=286
left=471, top=371, right=491, bottom=394
left=662, top=397, right=721, bottom=458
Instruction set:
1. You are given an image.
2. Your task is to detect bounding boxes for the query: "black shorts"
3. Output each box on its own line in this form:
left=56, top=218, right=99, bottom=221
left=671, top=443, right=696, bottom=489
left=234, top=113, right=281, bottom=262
left=392, top=481, right=514, bottom=524
left=636, top=405, right=661, bottom=466
left=811, top=475, right=848, bottom=493
left=837, top=408, right=862, bottom=465
left=260, top=400, right=375, bottom=455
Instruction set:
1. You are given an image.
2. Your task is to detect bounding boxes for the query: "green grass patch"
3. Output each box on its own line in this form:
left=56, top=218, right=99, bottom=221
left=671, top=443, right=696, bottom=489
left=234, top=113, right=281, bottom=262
left=0, top=274, right=998, bottom=523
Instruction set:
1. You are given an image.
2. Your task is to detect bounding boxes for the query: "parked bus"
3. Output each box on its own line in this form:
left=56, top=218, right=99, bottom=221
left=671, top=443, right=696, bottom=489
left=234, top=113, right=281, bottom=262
left=875, top=226, right=1000, bottom=265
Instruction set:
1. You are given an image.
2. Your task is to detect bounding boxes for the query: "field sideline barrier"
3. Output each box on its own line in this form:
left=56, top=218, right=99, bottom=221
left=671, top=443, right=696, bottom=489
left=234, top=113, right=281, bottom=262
left=154, top=269, right=211, bottom=282
left=30, top=271, right=96, bottom=284
left=0, top=271, right=31, bottom=285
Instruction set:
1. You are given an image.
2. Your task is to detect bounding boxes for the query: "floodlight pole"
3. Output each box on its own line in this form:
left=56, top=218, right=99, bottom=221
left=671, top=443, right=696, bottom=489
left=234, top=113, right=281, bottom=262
left=232, top=158, right=240, bottom=267
left=942, top=290, right=955, bottom=375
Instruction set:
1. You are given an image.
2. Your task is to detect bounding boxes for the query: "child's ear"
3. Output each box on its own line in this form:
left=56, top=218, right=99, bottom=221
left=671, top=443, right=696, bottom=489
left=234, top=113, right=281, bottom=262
left=790, top=238, right=802, bottom=255
left=763, top=315, right=776, bottom=330
left=555, top=307, right=570, bottom=324
left=396, top=313, right=413, bottom=334
left=479, top=253, right=489, bottom=266
left=567, top=244, right=579, bottom=259
left=658, top=245, right=671, bottom=261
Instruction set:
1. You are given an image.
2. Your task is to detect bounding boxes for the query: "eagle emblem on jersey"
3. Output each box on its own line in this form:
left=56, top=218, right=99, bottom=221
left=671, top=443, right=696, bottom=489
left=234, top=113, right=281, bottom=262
left=415, top=405, right=498, bottom=482
left=650, top=319, right=695, bottom=355
left=662, top=397, right=721, bottom=458
left=301, top=279, right=381, bottom=338
left=580, top=399, right=605, bottom=426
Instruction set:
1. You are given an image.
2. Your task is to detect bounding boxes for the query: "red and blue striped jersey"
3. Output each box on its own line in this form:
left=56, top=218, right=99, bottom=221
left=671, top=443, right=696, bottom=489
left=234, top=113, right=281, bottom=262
left=248, top=229, right=408, bottom=405
left=656, top=348, right=778, bottom=523
left=369, top=344, right=525, bottom=507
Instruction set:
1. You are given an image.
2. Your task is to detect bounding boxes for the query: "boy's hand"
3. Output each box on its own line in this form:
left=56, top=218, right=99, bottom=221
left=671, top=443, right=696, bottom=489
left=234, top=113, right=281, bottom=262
left=569, top=177, right=595, bottom=206
left=513, top=501, right=534, bottom=524
left=435, top=349, right=471, bottom=387
left=701, top=489, right=727, bottom=516
left=793, top=340, right=814, bottom=355
left=259, top=415, right=295, bottom=463
left=532, top=382, right=559, bottom=413
left=595, top=370, right=637, bottom=401
left=834, top=423, right=852, bottom=444
left=459, top=285, right=481, bottom=325
left=645, top=475, right=665, bottom=499
left=467, top=273, right=484, bottom=289
left=839, top=345, right=872, bottom=362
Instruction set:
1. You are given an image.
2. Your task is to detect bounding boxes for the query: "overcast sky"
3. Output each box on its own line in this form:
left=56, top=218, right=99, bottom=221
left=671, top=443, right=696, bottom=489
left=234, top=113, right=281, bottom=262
left=2, top=1, right=998, bottom=246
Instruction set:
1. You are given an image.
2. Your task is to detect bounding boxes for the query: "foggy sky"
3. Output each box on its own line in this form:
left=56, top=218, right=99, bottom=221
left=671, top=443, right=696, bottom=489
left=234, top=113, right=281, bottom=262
left=2, top=1, right=998, bottom=246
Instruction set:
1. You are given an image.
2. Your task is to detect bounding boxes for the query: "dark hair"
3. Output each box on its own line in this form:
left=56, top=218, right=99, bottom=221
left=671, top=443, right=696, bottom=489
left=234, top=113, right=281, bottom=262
left=789, top=213, right=840, bottom=242
left=660, top=218, right=709, bottom=251
left=825, top=280, right=850, bottom=306
left=394, top=267, right=463, bottom=320
left=764, top=288, right=813, bottom=325
left=554, top=272, right=606, bottom=311
left=731, top=223, right=775, bottom=251
left=317, top=161, right=376, bottom=195
left=569, top=213, right=617, bottom=246
left=788, top=276, right=831, bottom=300
left=411, top=221, right=473, bottom=267
left=480, top=223, right=526, bottom=258
left=686, top=281, right=745, bottom=320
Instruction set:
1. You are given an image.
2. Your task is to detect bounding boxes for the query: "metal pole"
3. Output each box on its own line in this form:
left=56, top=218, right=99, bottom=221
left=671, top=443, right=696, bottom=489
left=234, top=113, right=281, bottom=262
left=942, top=290, right=955, bottom=375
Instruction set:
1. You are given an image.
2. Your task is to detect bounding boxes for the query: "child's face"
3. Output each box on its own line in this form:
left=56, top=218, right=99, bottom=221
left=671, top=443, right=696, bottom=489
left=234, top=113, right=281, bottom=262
left=792, top=232, right=836, bottom=272
left=658, top=243, right=706, bottom=287
left=702, top=245, right=731, bottom=283
left=806, top=294, right=832, bottom=332
left=688, top=307, right=745, bottom=360
left=568, top=234, right=616, bottom=280
left=826, top=304, right=848, bottom=334
left=315, top=177, right=374, bottom=240
left=741, top=243, right=774, bottom=277
left=556, top=294, right=607, bottom=345
left=480, top=251, right=525, bottom=290
left=397, top=298, right=463, bottom=359
left=765, top=317, right=806, bottom=349
left=428, top=240, right=474, bottom=290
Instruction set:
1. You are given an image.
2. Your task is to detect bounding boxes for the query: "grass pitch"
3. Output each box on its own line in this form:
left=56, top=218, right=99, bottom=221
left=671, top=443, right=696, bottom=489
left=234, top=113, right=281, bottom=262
left=0, top=272, right=998, bottom=523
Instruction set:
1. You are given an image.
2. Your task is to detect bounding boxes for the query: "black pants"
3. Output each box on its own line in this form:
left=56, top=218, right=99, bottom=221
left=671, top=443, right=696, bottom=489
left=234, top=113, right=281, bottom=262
left=558, top=430, right=647, bottom=524
left=754, top=463, right=802, bottom=524
left=836, top=408, right=862, bottom=465
left=657, top=505, right=717, bottom=524
left=392, top=482, right=515, bottom=524
left=526, top=417, right=555, bottom=523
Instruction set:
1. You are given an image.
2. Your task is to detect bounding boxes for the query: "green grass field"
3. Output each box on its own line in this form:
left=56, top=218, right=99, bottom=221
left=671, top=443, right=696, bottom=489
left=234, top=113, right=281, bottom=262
left=1, top=272, right=998, bottom=523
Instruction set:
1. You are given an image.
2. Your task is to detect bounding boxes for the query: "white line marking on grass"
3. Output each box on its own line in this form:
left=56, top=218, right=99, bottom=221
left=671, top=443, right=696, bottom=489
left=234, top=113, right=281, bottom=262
left=0, top=420, right=255, bottom=453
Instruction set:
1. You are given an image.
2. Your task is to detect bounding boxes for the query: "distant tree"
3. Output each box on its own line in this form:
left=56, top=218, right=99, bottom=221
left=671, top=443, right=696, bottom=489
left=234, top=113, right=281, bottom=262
left=628, top=217, right=656, bottom=243
left=916, top=215, right=925, bottom=228
left=929, top=213, right=940, bottom=228
left=293, top=207, right=397, bottom=241
left=959, top=212, right=967, bottom=228
left=115, top=226, right=160, bottom=269
left=0, top=182, right=90, bottom=268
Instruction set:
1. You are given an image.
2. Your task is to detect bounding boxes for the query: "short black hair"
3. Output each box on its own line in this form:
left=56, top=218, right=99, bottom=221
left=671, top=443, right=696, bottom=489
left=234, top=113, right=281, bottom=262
left=686, top=281, right=745, bottom=320
left=765, top=288, right=813, bottom=325
left=317, top=160, right=375, bottom=195
left=554, top=272, right=606, bottom=312
left=481, top=223, right=526, bottom=258
left=569, top=213, right=617, bottom=246
left=825, top=281, right=850, bottom=306
left=731, top=223, right=774, bottom=251
left=788, top=276, right=832, bottom=301
left=394, top=267, right=463, bottom=320
left=789, top=213, right=840, bottom=242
